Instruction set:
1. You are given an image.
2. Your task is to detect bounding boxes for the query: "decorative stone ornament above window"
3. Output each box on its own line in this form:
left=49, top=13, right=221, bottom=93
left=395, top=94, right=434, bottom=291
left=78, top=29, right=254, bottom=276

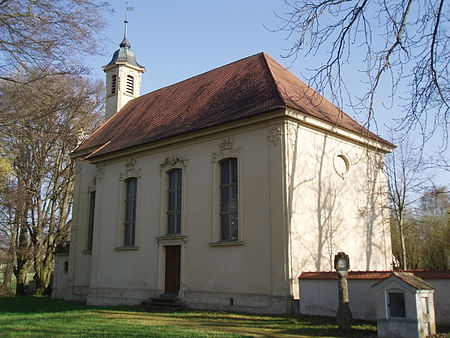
left=268, top=125, right=283, bottom=146
left=96, top=166, right=105, bottom=183
left=212, top=137, right=241, bottom=162
left=334, top=154, right=350, bottom=178
left=120, top=158, right=141, bottom=181
left=159, top=156, right=188, bottom=173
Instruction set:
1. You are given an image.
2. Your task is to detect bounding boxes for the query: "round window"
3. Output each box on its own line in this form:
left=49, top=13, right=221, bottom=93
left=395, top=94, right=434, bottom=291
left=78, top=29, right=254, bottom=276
left=334, top=154, right=350, bottom=178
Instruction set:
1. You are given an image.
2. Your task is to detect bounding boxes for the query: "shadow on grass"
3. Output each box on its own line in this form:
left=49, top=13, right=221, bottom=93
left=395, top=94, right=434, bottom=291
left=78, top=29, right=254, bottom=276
left=1, top=297, right=448, bottom=337
left=99, top=308, right=377, bottom=337
left=0, top=296, right=133, bottom=314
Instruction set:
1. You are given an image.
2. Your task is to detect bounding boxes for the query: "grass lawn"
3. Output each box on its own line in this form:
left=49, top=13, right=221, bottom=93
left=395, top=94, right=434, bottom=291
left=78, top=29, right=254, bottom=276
left=0, top=296, right=447, bottom=337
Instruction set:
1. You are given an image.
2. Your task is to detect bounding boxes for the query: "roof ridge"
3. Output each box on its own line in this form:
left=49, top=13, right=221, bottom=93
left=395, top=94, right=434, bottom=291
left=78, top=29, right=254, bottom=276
left=262, top=54, right=394, bottom=148
left=139, top=52, right=268, bottom=100
left=74, top=52, right=394, bottom=158
left=260, top=53, right=286, bottom=108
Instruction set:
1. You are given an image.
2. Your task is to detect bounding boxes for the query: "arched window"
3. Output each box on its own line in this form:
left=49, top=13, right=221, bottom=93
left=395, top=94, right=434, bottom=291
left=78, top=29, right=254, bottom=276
left=111, top=74, right=117, bottom=94
left=126, top=75, right=134, bottom=95
left=167, top=169, right=182, bottom=234
left=124, top=177, right=137, bottom=246
left=219, top=158, right=238, bottom=241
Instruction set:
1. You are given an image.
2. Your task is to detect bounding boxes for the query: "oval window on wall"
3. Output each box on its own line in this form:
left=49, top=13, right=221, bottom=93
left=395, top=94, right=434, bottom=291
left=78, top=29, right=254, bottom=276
left=334, top=154, right=350, bottom=178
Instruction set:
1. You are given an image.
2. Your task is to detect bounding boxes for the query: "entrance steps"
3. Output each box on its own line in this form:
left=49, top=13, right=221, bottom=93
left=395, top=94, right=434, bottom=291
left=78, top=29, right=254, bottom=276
left=143, top=295, right=186, bottom=311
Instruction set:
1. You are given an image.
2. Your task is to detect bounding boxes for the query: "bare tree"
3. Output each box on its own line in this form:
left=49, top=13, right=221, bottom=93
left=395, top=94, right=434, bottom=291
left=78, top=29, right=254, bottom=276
left=385, top=139, right=425, bottom=269
left=0, top=0, right=109, bottom=83
left=0, top=73, right=103, bottom=294
left=416, top=186, right=450, bottom=269
left=276, top=0, right=449, bottom=151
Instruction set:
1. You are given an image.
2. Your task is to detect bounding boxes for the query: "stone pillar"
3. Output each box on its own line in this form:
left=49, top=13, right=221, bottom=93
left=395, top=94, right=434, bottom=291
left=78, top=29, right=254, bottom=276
left=334, top=252, right=352, bottom=329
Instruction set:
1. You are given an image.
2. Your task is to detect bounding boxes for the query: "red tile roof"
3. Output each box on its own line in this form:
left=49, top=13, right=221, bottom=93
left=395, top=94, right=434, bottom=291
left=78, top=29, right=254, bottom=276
left=371, top=272, right=435, bottom=290
left=75, top=53, right=394, bottom=159
left=299, top=270, right=450, bottom=280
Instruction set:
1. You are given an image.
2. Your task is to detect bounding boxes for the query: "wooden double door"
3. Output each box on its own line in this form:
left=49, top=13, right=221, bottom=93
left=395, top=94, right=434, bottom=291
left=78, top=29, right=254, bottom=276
left=164, top=245, right=181, bottom=295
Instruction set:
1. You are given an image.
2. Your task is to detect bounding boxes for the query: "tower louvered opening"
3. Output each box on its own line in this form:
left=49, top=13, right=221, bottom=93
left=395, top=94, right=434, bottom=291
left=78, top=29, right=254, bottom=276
left=111, top=74, right=117, bottom=94
left=126, top=75, right=134, bottom=95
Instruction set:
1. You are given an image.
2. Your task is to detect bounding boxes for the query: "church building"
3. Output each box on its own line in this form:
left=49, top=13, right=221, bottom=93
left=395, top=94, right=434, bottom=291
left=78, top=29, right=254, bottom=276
left=59, top=27, right=394, bottom=313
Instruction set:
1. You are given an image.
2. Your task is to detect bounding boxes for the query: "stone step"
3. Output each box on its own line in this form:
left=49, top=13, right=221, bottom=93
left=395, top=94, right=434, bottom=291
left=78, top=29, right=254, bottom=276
left=143, top=296, right=186, bottom=311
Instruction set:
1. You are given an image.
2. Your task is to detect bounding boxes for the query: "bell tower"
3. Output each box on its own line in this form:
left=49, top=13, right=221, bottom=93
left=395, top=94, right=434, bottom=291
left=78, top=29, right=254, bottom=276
left=103, top=20, right=145, bottom=121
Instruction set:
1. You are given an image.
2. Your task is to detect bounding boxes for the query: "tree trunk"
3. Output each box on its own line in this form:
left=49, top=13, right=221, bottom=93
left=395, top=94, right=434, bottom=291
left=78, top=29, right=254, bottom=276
left=2, top=229, right=16, bottom=290
left=34, top=258, right=53, bottom=295
left=15, top=217, right=31, bottom=295
left=15, top=268, right=29, bottom=295
left=1, top=263, right=13, bottom=289
left=398, top=218, right=407, bottom=270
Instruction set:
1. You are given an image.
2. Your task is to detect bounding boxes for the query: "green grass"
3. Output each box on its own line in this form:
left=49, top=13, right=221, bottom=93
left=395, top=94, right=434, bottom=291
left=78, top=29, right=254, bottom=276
left=0, top=296, right=446, bottom=337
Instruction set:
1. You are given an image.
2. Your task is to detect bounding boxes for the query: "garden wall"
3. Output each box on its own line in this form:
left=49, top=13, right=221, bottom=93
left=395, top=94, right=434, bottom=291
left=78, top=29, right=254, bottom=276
left=298, top=271, right=450, bottom=325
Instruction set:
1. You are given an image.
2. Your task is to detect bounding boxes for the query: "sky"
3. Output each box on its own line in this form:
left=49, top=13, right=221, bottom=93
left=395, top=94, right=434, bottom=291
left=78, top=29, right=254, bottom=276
left=87, top=1, right=294, bottom=94
left=86, top=0, right=447, bottom=187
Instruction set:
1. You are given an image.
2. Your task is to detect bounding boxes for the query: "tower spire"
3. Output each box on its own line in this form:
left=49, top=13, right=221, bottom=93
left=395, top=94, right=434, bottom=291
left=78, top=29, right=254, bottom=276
left=103, top=1, right=144, bottom=121
left=119, top=19, right=131, bottom=48
left=120, top=2, right=133, bottom=48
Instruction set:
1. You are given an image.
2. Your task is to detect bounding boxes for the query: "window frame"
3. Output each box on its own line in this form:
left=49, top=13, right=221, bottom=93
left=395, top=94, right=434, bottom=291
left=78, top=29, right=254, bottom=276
left=219, top=158, right=238, bottom=241
left=86, top=190, right=96, bottom=251
left=126, top=75, right=134, bottom=95
left=159, top=157, right=188, bottom=237
left=210, top=138, right=243, bottom=246
left=166, top=168, right=182, bottom=234
left=387, top=290, right=406, bottom=318
left=111, top=74, right=117, bottom=95
left=123, top=177, right=137, bottom=247
left=115, top=159, right=141, bottom=250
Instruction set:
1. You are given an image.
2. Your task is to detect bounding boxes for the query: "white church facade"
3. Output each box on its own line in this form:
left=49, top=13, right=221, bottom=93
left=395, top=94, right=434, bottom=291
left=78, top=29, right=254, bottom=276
left=58, top=29, right=395, bottom=313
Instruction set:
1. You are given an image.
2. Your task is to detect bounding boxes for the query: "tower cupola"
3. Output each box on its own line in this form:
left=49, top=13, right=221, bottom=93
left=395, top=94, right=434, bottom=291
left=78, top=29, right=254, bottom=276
left=102, top=20, right=145, bottom=121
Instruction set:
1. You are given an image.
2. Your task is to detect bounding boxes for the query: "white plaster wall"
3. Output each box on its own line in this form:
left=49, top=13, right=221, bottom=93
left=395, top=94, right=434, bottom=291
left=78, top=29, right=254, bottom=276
left=52, top=253, right=69, bottom=300
left=285, top=120, right=392, bottom=297
left=105, top=65, right=143, bottom=121
left=65, top=114, right=394, bottom=312
left=72, top=123, right=289, bottom=311
left=299, top=279, right=378, bottom=320
left=64, top=161, right=96, bottom=301
left=428, top=279, right=450, bottom=326
left=299, top=278, right=449, bottom=325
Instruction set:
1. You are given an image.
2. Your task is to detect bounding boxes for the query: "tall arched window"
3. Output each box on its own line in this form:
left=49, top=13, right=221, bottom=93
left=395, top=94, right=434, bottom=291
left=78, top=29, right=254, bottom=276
left=219, top=158, right=238, bottom=241
left=126, top=75, right=134, bottom=95
left=111, top=74, right=117, bottom=94
left=86, top=190, right=96, bottom=251
left=124, top=177, right=137, bottom=246
left=167, top=169, right=182, bottom=234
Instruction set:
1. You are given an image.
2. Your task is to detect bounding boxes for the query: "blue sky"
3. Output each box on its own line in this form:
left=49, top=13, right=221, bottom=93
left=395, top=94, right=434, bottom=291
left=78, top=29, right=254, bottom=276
left=88, top=1, right=293, bottom=93
left=86, top=1, right=447, bottom=186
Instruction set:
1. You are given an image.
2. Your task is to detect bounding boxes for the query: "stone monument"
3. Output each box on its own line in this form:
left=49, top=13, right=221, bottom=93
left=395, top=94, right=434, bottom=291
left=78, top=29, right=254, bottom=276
left=334, top=252, right=352, bottom=329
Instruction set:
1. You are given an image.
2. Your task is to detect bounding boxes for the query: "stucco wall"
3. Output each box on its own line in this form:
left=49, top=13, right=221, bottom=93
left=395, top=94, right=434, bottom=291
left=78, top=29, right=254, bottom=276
left=52, top=253, right=69, bottom=300
left=65, top=112, right=394, bottom=313
left=66, top=121, right=290, bottom=312
left=285, top=119, right=392, bottom=297
left=299, top=277, right=449, bottom=325
left=64, top=160, right=96, bottom=301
